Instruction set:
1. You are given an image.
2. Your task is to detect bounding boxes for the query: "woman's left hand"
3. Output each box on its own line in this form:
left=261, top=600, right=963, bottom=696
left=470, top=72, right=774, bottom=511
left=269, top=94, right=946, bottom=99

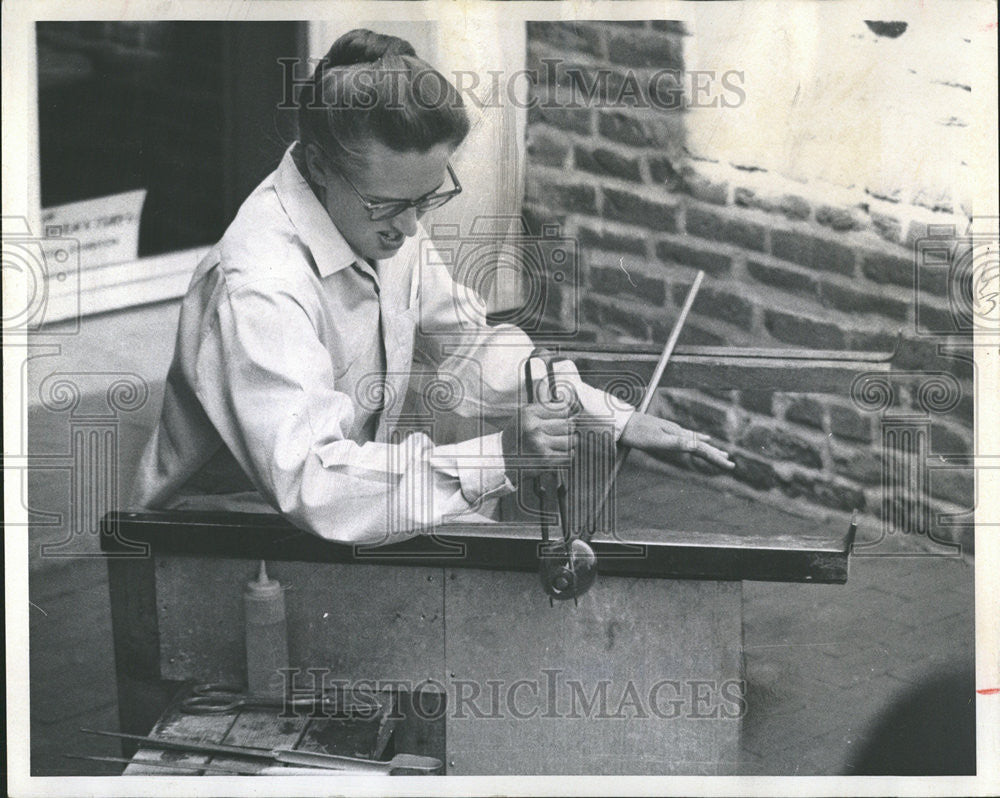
left=619, top=412, right=736, bottom=471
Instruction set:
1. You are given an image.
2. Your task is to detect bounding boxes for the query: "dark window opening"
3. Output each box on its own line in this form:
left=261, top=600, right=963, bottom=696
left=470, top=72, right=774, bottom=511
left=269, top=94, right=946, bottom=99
left=36, top=21, right=302, bottom=257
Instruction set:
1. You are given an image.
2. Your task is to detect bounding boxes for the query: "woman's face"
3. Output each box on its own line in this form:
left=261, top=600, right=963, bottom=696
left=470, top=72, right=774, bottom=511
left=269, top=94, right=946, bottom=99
left=307, top=139, right=455, bottom=263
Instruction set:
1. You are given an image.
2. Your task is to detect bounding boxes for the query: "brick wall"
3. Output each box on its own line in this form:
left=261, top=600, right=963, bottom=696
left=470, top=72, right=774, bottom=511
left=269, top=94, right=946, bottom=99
left=522, top=20, right=974, bottom=547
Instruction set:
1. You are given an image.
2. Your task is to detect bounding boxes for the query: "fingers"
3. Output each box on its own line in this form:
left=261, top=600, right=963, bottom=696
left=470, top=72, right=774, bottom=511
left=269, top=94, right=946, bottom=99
left=535, top=420, right=575, bottom=456
left=653, top=420, right=735, bottom=469
left=694, top=442, right=736, bottom=470
left=530, top=360, right=579, bottom=414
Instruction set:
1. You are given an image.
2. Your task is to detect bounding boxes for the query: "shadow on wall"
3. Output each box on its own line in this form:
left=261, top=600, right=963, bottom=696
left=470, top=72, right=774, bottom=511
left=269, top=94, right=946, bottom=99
left=846, top=665, right=976, bottom=776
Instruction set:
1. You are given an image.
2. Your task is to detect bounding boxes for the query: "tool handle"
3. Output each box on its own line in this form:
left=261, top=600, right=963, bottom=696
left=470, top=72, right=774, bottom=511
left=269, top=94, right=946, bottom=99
left=271, top=748, right=391, bottom=773
left=80, top=728, right=274, bottom=760
left=272, top=749, right=443, bottom=774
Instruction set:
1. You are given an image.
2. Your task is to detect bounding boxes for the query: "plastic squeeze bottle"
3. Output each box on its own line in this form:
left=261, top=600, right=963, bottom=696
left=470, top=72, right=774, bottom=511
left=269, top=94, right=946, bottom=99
left=244, top=560, right=289, bottom=697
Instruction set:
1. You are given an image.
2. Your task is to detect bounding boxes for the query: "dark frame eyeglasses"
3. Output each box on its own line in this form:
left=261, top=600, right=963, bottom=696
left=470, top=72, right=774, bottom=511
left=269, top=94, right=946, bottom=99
left=340, top=164, right=462, bottom=221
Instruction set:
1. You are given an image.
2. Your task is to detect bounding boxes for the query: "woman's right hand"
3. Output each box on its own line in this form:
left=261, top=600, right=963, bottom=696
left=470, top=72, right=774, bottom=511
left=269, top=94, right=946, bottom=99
left=501, top=388, right=576, bottom=481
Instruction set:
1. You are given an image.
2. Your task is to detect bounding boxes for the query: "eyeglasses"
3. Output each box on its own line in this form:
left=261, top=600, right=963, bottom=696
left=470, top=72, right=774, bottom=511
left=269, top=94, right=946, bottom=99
left=340, top=164, right=462, bottom=221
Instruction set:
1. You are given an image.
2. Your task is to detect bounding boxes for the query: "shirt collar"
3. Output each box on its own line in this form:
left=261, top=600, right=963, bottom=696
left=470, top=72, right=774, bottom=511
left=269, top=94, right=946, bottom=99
left=272, top=142, right=366, bottom=279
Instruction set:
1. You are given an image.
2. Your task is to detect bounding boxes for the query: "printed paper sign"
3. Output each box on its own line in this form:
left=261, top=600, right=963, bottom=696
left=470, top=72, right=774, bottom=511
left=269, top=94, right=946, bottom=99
left=41, top=188, right=147, bottom=270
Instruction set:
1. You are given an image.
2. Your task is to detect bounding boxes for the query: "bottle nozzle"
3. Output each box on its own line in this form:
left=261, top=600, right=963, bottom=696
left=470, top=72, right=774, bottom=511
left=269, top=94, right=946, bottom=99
left=246, top=560, right=280, bottom=596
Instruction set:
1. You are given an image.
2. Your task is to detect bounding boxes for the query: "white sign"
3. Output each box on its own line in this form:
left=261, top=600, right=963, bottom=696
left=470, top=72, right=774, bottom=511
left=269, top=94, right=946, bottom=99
left=41, top=188, right=147, bottom=271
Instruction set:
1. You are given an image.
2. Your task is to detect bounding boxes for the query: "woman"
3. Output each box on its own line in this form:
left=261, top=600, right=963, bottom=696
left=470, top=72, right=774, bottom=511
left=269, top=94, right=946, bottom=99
left=131, top=29, right=733, bottom=544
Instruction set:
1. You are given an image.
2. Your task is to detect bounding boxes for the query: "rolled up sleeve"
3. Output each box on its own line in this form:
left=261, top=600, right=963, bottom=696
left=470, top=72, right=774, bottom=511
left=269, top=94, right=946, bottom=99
left=192, top=276, right=510, bottom=544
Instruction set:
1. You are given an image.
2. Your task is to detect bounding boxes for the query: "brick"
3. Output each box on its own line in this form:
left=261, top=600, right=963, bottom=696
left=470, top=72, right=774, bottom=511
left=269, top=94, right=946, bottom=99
left=582, top=297, right=603, bottom=326
left=747, top=259, right=819, bottom=295
left=540, top=279, right=564, bottom=321
left=573, top=145, right=642, bottom=182
left=764, top=310, right=846, bottom=348
left=915, top=304, right=961, bottom=335
left=527, top=104, right=592, bottom=135
left=526, top=178, right=598, bottom=216
left=606, top=32, right=682, bottom=69
left=829, top=405, right=873, bottom=443
left=918, top=265, right=951, bottom=297
left=603, top=188, right=678, bottom=231
left=521, top=205, right=566, bottom=236
left=861, top=251, right=915, bottom=288
left=890, top=336, right=965, bottom=372
left=783, top=474, right=867, bottom=512
left=931, top=424, right=971, bottom=455
left=702, top=387, right=735, bottom=402
left=816, top=205, right=862, bottom=231
left=771, top=230, right=856, bottom=276
left=527, top=55, right=618, bottom=99
left=650, top=20, right=687, bottom=34
left=590, top=265, right=666, bottom=304
left=780, top=195, right=812, bottom=221
left=648, top=156, right=684, bottom=188
left=593, top=300, right=648, bottom=339
left=676, top=285, right=753, bottom=329
left=655, top=239, right=732, bottom=276
left=734, top=188, right=811, bottom=221
left=686, top=206, right=766, bottom=251
left=739, top=390, right=773, bottom=415
left=597, top=111, right=680, bottom=148
left=831, top=445, right=883, bottom=485
left=847, top=329, right=898, bottom=354
left=819, top=282, right=910, bottom=321
left=526, top=22, right=604, bottom=58
left=785, top=396, right=825, bottom=430
left=685, top=174, right=728, bottom=205
left=521, top=204, right=559, bottom=237
left=739, top=425, right=823, bottom=469
left=871, top=212, right=903, bottom=244
left=904, top=220, right=966, bottom=250
left=526, top=131, right=569, bottom=167
left=732, top=453, right=780, bottom=490
left=665, top=394, right=730, bottom=441
left=576, top=226, right=647, bottom=256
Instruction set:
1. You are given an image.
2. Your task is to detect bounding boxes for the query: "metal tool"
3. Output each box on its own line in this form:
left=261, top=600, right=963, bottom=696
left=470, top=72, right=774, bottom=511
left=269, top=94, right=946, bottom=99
left=80, top=728, right=443, bottom=775
left=525, top=348, right=597, bottom=605
left=64, top=754, right=348, bottom=776
left=179, top=682, right=378, bottom=717
left=370, top=692, right=400, bottom=760
left=583, top=271, right=704, bottom=543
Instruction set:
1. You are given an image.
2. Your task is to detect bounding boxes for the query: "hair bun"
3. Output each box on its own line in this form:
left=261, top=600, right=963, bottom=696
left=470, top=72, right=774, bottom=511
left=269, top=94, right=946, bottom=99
left=320, top=28, right=417, bottom=70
